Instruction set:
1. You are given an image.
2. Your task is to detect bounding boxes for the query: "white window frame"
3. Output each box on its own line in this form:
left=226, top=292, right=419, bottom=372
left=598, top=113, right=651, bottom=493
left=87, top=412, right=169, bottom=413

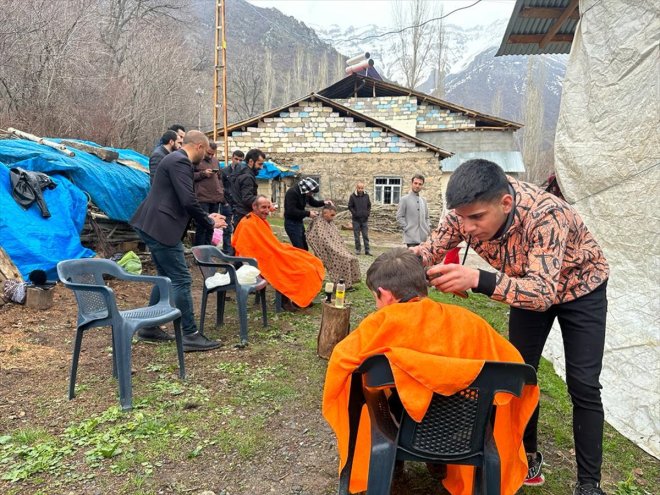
left=374, top=176, right=402, bottom=205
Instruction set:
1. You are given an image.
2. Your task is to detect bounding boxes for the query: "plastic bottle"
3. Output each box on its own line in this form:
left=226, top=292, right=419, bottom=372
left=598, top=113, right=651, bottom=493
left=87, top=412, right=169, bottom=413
left=335, top=279, right=346, bottom=308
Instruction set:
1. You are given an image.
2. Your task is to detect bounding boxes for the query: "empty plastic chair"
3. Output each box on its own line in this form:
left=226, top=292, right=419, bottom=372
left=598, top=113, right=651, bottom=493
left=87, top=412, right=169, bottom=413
left=57, top=258, right=185, bottom=411
left=191, top=245, right=268, bottom=347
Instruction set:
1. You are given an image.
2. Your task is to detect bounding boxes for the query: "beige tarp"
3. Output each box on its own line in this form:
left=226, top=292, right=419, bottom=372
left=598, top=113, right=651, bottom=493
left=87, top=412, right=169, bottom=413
left=551, top=0, right=660, bottom=457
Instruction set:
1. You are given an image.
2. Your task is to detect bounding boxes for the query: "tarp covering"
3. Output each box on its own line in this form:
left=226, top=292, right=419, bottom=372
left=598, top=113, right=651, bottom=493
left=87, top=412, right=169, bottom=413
left=552, top=0, right=659, bottom=457
left=0, top=139, right=149, bottom=222
left=219, top=160, right=299, bottom=179
left=0, top=163, right=94, bottom=280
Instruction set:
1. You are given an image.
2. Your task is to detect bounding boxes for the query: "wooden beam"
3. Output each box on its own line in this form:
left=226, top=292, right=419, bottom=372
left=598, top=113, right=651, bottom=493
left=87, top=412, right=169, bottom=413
left=61, top=140, right=119, bottom=162
left=520, top=7, right=579, bottom=20
left=540, top=0, right=579, bottom=49
left=509, top=34, right=574, bottom=44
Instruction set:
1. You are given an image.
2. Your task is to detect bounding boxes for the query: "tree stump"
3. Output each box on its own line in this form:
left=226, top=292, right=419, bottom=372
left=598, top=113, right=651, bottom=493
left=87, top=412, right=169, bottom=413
left=317, top=302, right=351, bottom=360
left=25, top=286, right=54, bottom=310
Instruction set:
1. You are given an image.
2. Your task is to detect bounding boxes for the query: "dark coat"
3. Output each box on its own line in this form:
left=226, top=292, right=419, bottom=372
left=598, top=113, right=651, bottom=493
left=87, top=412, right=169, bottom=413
left=148, top=144, right=169, bottom=184
left=221, top=161, right=245, bottom=207
left=348, top=192, right=371, bottom=222
left=284, top=185, right=325, bottom=222
left=193, top=155, right=224, bottom=204
left=233, top=165, right=259, bottom=218
left=131, top=149, right=214, bottom=246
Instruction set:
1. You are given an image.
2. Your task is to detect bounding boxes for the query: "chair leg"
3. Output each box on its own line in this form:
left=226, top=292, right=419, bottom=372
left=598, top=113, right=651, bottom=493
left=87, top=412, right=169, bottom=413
left=260, top=288, right=268, bottom=327
left=275, top=291, right=283, bottom=313
left=173, top=317, right=185, bottom=380
left=216, top=291, right=227, bottom=327
left=366, top=435, right=398, bottom=495
left=482, top=435, right=500, bottom=495
left=199, top=289, right=209, bottom=336
left=236, top=288, right=249, bottom=346
left=113, top=324, right=133, bottom=411
left=69, top=328, right=85, bottom=400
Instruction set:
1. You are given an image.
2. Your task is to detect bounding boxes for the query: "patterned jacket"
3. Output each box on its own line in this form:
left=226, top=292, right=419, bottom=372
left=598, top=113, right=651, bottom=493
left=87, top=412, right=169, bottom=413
left=418, top=177, right=609, bottom=311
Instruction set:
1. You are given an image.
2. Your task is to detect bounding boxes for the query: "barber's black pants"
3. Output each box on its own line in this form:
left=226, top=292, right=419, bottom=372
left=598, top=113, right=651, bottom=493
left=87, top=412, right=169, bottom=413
left=284, top=219, right=308, bottom=250
left=509, top=281, right=607, bottom=485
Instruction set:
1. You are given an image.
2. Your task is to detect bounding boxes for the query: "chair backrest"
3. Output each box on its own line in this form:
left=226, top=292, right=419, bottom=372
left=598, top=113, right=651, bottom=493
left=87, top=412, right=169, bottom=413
left=358, top=355, right=537, bottom=461
left=57, top=258, right=121, bottom=320
left=191, top=245, right=231, bottom=280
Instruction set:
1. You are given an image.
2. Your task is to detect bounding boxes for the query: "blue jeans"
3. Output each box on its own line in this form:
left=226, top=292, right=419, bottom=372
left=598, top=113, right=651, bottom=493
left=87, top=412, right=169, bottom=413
left=284, top=219, right=307, bottom=250
left=220, top=204, right=233, bottom=254
left=137, top=229, right=197, bottom=335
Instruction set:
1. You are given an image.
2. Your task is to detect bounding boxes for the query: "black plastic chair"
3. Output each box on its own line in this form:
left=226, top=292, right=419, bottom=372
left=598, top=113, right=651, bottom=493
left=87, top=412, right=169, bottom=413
left=339, top=355, right=537, bottom=495
left=57, top=258, right=185, bottom=411
left=191, top=245, right=268, bottom=347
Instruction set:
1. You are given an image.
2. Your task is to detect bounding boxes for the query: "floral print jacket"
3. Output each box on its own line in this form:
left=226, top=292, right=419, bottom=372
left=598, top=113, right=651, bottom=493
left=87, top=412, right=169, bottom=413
left=418, top=177, right=609, bottom=311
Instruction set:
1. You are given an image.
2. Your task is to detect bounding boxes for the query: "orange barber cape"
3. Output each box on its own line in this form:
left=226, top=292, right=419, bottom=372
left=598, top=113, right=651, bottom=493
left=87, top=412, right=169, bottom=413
left=322, top=298, right=539, bottom=495
left=232, top=213, right=325, bottom=307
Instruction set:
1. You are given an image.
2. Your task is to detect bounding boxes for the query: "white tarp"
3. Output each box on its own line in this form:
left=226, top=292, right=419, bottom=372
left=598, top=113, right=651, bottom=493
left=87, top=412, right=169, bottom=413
left=551, top=0, right=660, bottom=457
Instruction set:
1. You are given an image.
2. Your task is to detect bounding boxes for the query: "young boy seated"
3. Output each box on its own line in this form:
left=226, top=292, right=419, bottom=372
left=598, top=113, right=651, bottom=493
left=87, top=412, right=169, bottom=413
left=322, top=248, right=539, bottom=495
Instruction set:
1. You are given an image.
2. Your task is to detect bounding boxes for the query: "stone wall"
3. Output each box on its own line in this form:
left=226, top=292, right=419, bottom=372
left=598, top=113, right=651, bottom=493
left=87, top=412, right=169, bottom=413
left=421, top=129, right=517, bottom=152
left=228, top=101, right=423, bottom=154
left=417, top=103, right=475, bottom=130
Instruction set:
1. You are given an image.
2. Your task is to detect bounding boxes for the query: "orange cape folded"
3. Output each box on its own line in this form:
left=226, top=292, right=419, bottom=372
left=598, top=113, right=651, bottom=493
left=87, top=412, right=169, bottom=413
left=232, top=213, right=325, bottom=307
left=322, top=298, right=539, bottom=495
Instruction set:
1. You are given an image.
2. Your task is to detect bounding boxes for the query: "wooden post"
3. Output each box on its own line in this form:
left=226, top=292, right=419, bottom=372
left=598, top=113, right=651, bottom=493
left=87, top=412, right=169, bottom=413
left=317, top=302, right=351, bottom=360
left=25, top=286, right=54, bottom=310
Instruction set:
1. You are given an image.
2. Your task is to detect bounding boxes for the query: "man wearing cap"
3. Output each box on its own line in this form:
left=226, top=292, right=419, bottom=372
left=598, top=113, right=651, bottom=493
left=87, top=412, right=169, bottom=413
left=283, top=177, right=333, bottom=250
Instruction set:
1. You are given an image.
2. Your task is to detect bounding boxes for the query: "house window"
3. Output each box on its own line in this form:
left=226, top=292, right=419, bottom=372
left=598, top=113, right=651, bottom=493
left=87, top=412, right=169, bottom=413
left=374, top=176, right=402, bottom=204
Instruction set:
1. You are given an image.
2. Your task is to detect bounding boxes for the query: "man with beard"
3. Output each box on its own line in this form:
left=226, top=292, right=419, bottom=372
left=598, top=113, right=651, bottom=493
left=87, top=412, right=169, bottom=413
left=232, top=148, right=265, bottom=227
left=149, top=130, right=182, bottom=183
left=131, top=130, right=226, bottom=352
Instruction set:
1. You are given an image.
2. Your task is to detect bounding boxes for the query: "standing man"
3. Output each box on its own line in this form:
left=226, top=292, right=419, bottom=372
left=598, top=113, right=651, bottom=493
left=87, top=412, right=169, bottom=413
left=347, top=181, right=372, bottom=256
left=284, top=177, right=332, bottom=250
left=232, top=148, right=265, bottom=227
left=131, top=130, right=226, bottom=352
left=192, top=140, right=224, bottom=246
left=221, top=149, right=245, bottom=250
left=396, top=174, right=430, bottom=247
left=415, top=159, right=609, bottom=495
left=168, top=124, right=186, bottom=142
left=149, top=130, right=182, bottom=183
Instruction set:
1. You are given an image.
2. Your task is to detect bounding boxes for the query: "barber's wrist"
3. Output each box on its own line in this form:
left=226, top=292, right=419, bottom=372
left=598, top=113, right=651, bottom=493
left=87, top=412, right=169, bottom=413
left=474, top=269, right=496, bottom=296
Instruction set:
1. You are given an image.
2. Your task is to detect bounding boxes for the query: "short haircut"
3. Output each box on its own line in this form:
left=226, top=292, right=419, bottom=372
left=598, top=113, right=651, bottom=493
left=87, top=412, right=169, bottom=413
left=366, top=248, right=428, bottom=300
left=446, top=159, right=509, bottom=210
left=245, top=148, right=265, bottom=164
left=182, top=130, right=208, bottom=146
left=168, top=124, right=185, bottom=133
left=322, top=203, right=336, bottom=212
left=208, top=140, right=218, bottom=150
left=232, top=150, right=245, bottom=159
left=160, top=130, right=178, bottom=145
left=252, top=194, right=268, bottom=209
left=412, top=174, right=425, bottom=183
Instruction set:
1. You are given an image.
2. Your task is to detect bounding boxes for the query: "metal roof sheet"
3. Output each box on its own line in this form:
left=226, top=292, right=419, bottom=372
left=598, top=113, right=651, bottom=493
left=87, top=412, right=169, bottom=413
left=440, top=151, right=526, bottom=173
left=497, top=0, right=577, bottom=56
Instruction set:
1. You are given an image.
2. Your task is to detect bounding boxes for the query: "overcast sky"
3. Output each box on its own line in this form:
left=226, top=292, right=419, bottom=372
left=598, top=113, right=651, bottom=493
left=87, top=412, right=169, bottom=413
left=247, top=0, right=516, bottom=29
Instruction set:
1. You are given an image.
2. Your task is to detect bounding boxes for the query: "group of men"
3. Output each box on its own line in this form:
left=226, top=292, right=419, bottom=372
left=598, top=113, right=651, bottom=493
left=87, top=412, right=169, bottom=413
left=133, top=129, right=609, bottom=494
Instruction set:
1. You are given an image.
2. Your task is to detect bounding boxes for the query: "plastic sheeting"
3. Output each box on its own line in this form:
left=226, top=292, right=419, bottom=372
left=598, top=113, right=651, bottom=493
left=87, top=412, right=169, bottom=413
left=219, top=160, right=299, bottom=179
left=552, top=0, right=659, bottom=457
left=0, top=139, right=150, bottom=222
left=0, top=163, right=94, bottom=280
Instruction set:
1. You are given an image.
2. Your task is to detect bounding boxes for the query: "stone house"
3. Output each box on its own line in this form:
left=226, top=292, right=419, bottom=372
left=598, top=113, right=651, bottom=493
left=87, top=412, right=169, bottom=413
left=216, top=74, right=523, bottom=223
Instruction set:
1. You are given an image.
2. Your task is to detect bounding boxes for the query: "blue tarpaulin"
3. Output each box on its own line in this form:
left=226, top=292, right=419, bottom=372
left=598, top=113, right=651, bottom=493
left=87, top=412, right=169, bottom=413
left=0, top=138, right=150, bottom=279
left=219, top=160, right=299, bottom=179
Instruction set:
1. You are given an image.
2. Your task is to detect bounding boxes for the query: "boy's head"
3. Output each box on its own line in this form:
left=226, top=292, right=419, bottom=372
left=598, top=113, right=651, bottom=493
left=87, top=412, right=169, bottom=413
left=321, top=204, right=336, bottom=222
left=366, top=248, right=428, bottom=308
left=445, top=159, right=514, bottom=242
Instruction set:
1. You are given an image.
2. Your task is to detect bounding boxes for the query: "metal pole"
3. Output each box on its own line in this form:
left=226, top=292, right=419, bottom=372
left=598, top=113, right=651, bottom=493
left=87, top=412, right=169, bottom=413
left=220, top=0, right=229, bottom=164
left=213, top=1, right=220, bottom=142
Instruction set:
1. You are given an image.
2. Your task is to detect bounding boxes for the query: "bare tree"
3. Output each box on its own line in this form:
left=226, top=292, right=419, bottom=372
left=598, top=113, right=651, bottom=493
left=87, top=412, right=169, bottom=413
left=430, top=7, right=447, bottom=98
left=263, top=48, right=275, bottom=110
left=391, top=0, right=439, bottom=89
left=227, top=54, right=264, bottom=120
left=520, top=57, right=551, bottom=185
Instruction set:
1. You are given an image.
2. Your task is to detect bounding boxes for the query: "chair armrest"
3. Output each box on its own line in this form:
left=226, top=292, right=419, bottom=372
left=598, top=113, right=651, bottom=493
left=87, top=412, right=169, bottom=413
left=110, top=272, right=174, bottom=306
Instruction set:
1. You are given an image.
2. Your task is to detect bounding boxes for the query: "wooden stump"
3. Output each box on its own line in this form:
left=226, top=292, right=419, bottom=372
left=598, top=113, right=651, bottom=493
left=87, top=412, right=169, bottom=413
left=25, top=287, right=54, bottom=310
left=0, top=247, right=22, bottom=307
left=317, top=301, right=351, bottom=360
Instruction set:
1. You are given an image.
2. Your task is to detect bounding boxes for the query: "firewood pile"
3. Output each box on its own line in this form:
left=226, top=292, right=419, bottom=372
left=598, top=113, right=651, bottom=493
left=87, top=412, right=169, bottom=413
left=81, top=205, right=141, bottom=257
left=334, top=203, right=401, bottom=233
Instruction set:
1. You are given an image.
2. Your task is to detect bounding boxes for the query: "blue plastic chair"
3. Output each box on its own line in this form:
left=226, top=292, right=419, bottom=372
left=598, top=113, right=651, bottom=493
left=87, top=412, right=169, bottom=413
left=57, top=258, right=185, bottom=411
left=339, top=355, right=537, bottom=495
left=191, top=245, right=268, bottom=347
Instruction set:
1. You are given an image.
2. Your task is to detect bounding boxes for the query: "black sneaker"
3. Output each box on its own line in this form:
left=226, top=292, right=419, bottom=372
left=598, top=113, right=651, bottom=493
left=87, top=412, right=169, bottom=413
left=524, top=452, right=545, bottom=486
left=365, top=252, right=373, bottom=256
left=136, top=326, right=174, bottom=342
left=182, top=332, right=221, bottom=352
left=574, top=483, right=606, bottom=495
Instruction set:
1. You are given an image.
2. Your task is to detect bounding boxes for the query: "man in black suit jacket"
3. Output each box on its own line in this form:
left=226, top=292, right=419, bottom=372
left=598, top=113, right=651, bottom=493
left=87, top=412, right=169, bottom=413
left=148, top=130, right=182, bottom=183
left=131, top=130, right=226, bottom=352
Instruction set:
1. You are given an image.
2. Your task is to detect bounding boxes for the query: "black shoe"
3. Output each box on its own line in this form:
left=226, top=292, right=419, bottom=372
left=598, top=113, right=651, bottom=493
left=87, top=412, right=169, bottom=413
left=182, top=332, right=221, bottom=352
left=574, top=483, right=606, bottom=495
left=137, top=326, right=174, bottom=343
left=365, top=252, right=373, bottom=256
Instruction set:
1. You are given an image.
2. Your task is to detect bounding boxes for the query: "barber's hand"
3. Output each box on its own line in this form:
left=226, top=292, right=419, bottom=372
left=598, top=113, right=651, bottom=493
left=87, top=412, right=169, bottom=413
left=324, top=199, right=334, bottom=207
left=426, top=263, right=478, bottom=294
left=309, top=210, right=319, bottom=219
left=209, top=213, right=227, bottom=229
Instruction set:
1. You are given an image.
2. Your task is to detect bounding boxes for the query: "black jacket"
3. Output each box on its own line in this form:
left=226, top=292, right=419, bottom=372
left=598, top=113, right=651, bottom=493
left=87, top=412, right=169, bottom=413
left=348, top=192, right=371, bottom=222
left=233, top=165, right=259, bottom=218
left=284, top=185, right=325, bottom=222
left=131, top=149, right=214, bottom=246
left=149, top=144, right=170, bottom=184
left=221, top=161, right=245, bottom=207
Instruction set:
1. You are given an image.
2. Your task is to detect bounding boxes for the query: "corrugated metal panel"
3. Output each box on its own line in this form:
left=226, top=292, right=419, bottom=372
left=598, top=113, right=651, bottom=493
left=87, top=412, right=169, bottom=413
left=497, top=0, right=577, bottom=56
left=440, top=152, right=526, bottom=173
